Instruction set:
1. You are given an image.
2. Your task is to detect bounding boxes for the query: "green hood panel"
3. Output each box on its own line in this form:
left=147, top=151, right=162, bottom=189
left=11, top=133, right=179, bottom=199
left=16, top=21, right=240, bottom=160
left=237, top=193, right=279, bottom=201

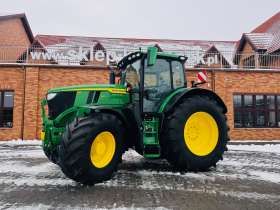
left=48, top=84, right=127, bottom=94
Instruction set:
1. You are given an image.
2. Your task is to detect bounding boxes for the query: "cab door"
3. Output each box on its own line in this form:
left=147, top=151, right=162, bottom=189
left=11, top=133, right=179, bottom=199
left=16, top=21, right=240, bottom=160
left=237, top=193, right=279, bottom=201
left=143, top=58, right=172, bottom=113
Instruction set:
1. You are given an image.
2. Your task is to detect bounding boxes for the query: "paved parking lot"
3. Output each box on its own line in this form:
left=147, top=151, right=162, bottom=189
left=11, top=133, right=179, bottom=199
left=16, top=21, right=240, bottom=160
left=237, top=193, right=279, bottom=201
left=0, top=140, right=279, bottom=210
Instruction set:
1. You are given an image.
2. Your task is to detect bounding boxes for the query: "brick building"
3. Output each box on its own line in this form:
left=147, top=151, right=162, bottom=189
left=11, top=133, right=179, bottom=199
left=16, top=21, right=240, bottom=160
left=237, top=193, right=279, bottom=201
left=0, top=12, right=280, bottom=140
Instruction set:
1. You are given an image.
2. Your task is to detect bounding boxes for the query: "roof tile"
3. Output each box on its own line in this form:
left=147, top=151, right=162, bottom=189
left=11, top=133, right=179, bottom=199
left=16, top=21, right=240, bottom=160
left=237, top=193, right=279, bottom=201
left=267, top=31, right=280, bottom=53
left=245, top=33, right=274, bottom=50
left=251, top=12, right=280, bottom=34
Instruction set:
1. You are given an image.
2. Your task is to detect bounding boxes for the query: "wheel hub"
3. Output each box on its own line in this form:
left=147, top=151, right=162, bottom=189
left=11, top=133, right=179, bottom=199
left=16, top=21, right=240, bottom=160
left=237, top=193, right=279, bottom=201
left=184, top=112, right=219, bottom=156
left=90, top=131, right=116, bottom=168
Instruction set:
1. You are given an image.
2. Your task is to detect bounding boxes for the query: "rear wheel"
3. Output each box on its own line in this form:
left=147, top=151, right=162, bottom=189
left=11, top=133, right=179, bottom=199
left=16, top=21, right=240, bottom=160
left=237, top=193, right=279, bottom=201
left=58, top=113, right=124, bottom=185
left=161, top=95, right=229, bottom=171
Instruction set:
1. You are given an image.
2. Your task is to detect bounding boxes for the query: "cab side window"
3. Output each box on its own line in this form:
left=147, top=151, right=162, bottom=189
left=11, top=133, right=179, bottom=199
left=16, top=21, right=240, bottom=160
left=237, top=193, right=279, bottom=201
left=125, top=59, right=141, bottom=88
left=172, top=61, right=185, bottom=88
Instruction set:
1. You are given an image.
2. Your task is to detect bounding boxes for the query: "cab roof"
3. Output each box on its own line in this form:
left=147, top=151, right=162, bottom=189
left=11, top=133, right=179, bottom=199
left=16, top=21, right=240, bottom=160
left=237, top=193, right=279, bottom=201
left=117, top=50, right=187, bottom=70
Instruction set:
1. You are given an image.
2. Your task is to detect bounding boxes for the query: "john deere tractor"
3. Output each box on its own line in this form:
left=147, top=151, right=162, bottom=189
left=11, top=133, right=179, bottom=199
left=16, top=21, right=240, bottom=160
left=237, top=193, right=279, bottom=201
left=41, top=47, right=229, bottom=185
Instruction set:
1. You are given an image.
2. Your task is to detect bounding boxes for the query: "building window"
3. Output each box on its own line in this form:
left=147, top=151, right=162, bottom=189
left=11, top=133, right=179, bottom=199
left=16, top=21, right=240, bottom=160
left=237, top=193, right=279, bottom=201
left=233, top=94, right=280, bottom=128
left=0, top=91, right=14, bottom=128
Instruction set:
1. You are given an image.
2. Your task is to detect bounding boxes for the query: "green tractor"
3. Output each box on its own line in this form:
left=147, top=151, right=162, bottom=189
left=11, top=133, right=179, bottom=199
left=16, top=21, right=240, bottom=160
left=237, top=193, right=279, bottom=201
left=41, top=47, right=229, bottom=185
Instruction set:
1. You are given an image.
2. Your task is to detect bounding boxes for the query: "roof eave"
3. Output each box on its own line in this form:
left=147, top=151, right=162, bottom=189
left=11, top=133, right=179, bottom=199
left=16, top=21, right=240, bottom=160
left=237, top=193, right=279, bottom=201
left=21, top=15, right=34, bottom=44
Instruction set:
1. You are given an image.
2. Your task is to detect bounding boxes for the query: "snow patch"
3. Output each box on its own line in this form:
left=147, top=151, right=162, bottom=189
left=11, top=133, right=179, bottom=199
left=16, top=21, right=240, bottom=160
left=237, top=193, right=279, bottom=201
left=248, top=170, right=280, bottom=184
left=0, top=161, right=58, bottom=175
left=228, top=144, right=280, bottom=154
left=135, top=169, right=215, bottom=181
left=0, top=176, right=76, bottom=187
left=6, top=205, right=170, bottom=210
left=0, top=149, right=44, bottom=158
left=5, top=204, right=52, bottom=210
left=219, top=190, right=280, bottom=201
left=220, top=158, right=280, bottom=169
left=122, top=149, right=143, bottom=161
left=0, top=140, right=41, bottom=145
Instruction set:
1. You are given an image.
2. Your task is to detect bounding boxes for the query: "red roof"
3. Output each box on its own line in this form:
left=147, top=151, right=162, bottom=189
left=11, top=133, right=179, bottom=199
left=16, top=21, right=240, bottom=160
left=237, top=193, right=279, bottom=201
left=235, top=11, right=280, bottom=54
left=35, top=35, right=67, bottom=46
left=267, top=31, right=280, bottom=53
left=244, top=33, right=273, bottom=50
left=34, top=35, right=237, bottom=65
left=251, top=11, right=280, bottom=34
left=35, top=34, right=236, bottom=53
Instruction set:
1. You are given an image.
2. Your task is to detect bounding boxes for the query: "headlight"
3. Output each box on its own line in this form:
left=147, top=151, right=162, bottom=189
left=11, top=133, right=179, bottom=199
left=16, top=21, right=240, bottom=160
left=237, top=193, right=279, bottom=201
left=47, top=93, right=57, bottom=101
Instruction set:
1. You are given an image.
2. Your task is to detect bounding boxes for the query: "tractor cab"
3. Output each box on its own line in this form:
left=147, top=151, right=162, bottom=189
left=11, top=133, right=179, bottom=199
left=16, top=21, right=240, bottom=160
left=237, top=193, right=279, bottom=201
left=112, top=48, right=188, bottom=157
left=115, top=48, right=187, bottom=113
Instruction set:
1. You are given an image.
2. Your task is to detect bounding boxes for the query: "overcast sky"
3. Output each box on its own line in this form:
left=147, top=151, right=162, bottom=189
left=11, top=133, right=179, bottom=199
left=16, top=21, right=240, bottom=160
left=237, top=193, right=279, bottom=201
left=1, top=0, right=279, bottom=41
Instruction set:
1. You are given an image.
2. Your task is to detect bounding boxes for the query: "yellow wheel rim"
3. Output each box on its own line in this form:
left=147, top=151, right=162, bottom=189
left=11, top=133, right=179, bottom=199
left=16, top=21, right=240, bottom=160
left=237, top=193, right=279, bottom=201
left=90, top=131, right=116, bottom=168
left=184, top=112, right=219, bottom=156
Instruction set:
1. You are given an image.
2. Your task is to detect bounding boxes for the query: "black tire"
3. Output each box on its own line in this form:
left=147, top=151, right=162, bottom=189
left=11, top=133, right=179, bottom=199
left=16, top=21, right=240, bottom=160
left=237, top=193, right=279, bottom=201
left=58, top=113, right=124, bottom=185
left=161, top=95, right=229, bottom=171
left=43, top=146, right=58, bottom=164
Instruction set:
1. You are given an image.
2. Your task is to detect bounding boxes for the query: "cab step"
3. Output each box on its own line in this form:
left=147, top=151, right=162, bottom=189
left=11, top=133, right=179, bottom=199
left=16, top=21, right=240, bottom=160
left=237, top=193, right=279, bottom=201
left=144, top=145, right=160, bottom=158
left=142, top=113, right=161, bottom=158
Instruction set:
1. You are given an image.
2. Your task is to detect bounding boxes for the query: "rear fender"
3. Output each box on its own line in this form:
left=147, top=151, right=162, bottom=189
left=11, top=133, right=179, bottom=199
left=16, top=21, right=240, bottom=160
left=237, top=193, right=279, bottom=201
left=160, top=88, right=227, bottom=114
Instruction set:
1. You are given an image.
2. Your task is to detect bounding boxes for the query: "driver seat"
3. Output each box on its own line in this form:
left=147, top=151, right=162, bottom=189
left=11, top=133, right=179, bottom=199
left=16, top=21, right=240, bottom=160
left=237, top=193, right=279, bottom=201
left=126, top=65, right=139, bottom=88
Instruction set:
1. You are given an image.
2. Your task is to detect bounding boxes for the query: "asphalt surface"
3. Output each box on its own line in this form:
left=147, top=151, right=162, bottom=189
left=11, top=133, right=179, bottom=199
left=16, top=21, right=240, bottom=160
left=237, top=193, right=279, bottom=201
left=0, top=141, right=279, bottom=210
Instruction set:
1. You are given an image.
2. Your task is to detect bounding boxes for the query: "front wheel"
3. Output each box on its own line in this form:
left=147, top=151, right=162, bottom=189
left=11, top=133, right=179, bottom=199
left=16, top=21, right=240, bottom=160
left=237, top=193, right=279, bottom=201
left=58, top=113, right=124, bottom=185
left=43, top=145, right=58, bottom=164
left=161, top=95, right=229, bottom=171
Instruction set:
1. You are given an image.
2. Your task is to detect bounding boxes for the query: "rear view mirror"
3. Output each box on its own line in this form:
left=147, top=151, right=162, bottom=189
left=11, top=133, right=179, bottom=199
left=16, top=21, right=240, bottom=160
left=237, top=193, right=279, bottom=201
left=147, top=47, right=158, bottom=66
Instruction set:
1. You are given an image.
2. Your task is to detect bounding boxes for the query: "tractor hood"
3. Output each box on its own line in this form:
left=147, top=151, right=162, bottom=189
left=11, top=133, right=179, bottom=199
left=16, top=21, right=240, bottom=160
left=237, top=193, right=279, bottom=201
left=43, top=83, right=129, bottom=122
left=47, top=84, right=127, bottom=94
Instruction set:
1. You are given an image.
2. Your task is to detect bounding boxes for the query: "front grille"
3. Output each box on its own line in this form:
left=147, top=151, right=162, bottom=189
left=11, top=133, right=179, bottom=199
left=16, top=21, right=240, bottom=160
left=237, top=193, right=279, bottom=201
left=47, top=92, right=76, bottom=119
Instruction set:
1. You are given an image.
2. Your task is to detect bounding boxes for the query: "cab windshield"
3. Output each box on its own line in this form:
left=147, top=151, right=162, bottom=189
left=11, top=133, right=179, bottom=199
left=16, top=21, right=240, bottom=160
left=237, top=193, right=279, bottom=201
left=118, top=56, right=185, bottom=91
left=144, top=58, right=185, bottom=90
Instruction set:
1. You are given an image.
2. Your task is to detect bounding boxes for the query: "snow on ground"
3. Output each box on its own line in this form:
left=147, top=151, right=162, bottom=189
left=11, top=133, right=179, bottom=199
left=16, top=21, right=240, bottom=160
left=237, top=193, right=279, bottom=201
left=0, top=139, right=41, bottom=145
left=228, top=144, right=280, bottom=154
left=1, top=139, right=280, bottom=152
left=0, top=140, right=280, bottom=209
left=5, top=205, right=169, bottom=210
left=1, top=139, right=280, bottom=153
left=248, top=170, right=280, bottom=184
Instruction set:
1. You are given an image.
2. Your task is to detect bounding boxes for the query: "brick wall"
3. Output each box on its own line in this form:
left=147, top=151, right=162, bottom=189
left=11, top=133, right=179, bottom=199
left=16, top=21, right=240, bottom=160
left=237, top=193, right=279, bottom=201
left=0, top=66, right=24, bottom=139
left=0, top=18, right=31, bottom=61
left=1, top=64, right=280, bottom=141
left=0, top=18, right=30, bottom=46
left=0, top=65, right=109, bottom=140
left=23, top=67, right=39, bottom=139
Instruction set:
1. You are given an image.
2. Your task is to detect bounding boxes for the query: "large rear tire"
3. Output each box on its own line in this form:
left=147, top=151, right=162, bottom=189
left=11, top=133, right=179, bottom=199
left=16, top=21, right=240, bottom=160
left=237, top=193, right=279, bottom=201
left=58, top=113, right=124, bottom=185
left=161, top=95, right=229, bottom=171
